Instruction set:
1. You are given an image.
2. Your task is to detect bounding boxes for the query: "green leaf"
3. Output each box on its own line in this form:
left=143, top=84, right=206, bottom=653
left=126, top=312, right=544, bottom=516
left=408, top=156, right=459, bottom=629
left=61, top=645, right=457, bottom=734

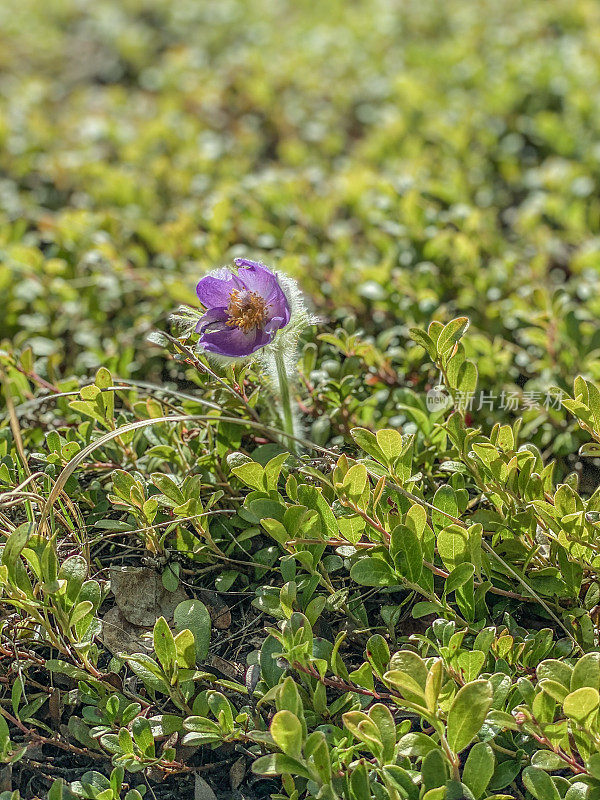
left=425, top=660, right=443, bottom=712
left=174, top=629, right=196, bottom=669
left=571, top=652, right=600, bottom=691
left=369, top=703, right=396, bottom=764
left=375, top=429, right=403, bottom=462
left=409, top=327, right=438, bottom=360
left=342, top=711, right=381, bottom=752
left=350, top=557, right=399, bottom=587
left=342, top=463, right=368, bottom=501
left=127, top=655, right=169, bottom=693
left=271, top=710, right=303, bottom=759
left=350, top=762, right=371, bottom=800
left=366, top=634, right=390, bottom=677
left=351, top=427, right=384, bottom=461
left=304, top=730, right=331, bottom=783
left=80, top=384, right=100, bottom=401
left=95, top=366, right=112, bottom=389
left=437, top=524, right=468, bottom=571
left=457, top=360, right=478, bottom=395
left=297, top=485, right=338, bottom=538
left=46, top=660, right=100, bottom=683
left=261, top=517, right=288, bottom=545
left=412, top=601, right=439, bottom=618
left=70, top=716, right=102, bottom=750
left=565, top=783, right=590, bottom=800
left=69, top=600, right=93, bottom=627
left=337, top=514, right=366, bottom=544
left=389, top=650, right=428, bottom=688
left=151, top=473, right=185, bottom=504
left=0, top=715, right=9, bottom=755
left=437, top=317, right=470, bottom=357
left=2, top=523, right=31, bottom=582
left=522, top=767, right=561, bottom=800
left=382, top=765, right=420, bottom=800
left=445, top=562, right=475, bottom=595
left=173, top=599, right=211, bottom=663
left=260, top=635, right=286, bottom=688
left=540, top=679, right=569, bottom=703
left=446, top=781, right=476, bottom=800
left=462, top=742, right=495, bottom=798
left=182, top=716, right=222, bottom=746
left=252, top=753, right=310, bottom=780
left=125, top=790, right=144, bottom=800
left=132, top=717, right=155, bottom=757
left=207, top=691, right=234, bottom=733
left=69, top=400, right=108, bottom=427
left=530, top=751, right=569, bottom=771
left=397, top=733, right=439, bottom=757
left=390, top=524, right=422, bottom=582
left=537, top=659, right=572, bottom=688
left=422, top=748, right=448, bottom=793
left=264, top=452, right=290, bottom=491
left=446, top=680, right=493, bottom=753
left=61, top=441, right=80, bottom=460
left=586, top=753, right=600, bottom=779
left=488, top=757, right=522, bottom=791
left=383, top=670, right=426, bottom=706
left=457, top=650, right=485, bottom=682
left=117, top=727, right=134, bottom=754
left=431, top=486, right=459, bottom=533
left=58, top=554, right=88, bottom=604
left=231, top=461, right=266, bottom=491
left=153, top=617, right=176, bottom=673
left=563, top=686, right=599, bottom=721
left=148, top=715, right=183, bottom=737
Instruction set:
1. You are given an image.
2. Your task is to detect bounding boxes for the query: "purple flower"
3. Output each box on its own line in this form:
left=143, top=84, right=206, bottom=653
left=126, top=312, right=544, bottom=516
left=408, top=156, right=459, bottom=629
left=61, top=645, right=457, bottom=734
left=195, top=259, right=291, bottom=357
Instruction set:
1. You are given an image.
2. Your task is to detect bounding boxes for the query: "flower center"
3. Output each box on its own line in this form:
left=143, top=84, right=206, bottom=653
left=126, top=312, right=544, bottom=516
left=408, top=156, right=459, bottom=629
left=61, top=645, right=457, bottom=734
left=226, top=289, right=268, bottom=334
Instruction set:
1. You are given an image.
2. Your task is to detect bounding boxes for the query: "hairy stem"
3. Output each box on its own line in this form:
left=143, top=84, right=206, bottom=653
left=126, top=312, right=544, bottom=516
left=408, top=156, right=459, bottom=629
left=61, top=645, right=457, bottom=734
left=274, top=345, right=297, bottom=453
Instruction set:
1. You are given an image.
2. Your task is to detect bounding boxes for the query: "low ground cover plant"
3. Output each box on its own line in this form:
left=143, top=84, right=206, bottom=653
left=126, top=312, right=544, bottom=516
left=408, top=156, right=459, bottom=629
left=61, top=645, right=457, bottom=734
left=3, top=311, right=600, bottom=800
left=3, top=0, right=600, bottom=798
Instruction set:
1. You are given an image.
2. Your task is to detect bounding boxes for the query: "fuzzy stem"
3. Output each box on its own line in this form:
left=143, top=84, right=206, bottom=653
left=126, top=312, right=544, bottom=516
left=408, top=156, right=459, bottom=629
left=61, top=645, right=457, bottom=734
left=274, top=345, right=297, bottom=453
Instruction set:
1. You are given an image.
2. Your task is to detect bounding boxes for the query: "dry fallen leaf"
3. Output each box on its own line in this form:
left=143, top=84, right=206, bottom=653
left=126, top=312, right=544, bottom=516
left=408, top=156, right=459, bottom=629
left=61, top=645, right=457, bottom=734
left=194, top=775, right=218, bottom=800
left=100, top=605, right=153, bottom=656
left=199, top=589, right=231, bottom=630
left=230, top=756, right=246, bottom=790
left=102, top=567, right=189, bottom=655
left=110, top=566, right=188, bottom=626
left=208, top=654, right=245, bottom=680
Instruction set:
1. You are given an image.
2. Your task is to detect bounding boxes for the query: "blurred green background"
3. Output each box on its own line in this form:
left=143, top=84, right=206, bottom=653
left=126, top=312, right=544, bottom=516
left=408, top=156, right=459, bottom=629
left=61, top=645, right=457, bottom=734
left=2, top=0, right=600, bottom=401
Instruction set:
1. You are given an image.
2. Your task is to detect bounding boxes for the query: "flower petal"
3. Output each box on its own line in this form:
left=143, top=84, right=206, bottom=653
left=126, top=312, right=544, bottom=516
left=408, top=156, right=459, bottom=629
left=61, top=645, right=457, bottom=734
left=233, top=261, right=291, bottom=327
left=200, top=323, right=273, bottom=357
left=266, top=291, right=291, bottom=326
left=233, top=258, right=262, bottom=269
left=195, top=306, right=229, bottom=333
left=234, top=261, right=280, bottom=300
left=264, top=315, right=287, bottom=334
left=196, top=273, right=240, bottom=308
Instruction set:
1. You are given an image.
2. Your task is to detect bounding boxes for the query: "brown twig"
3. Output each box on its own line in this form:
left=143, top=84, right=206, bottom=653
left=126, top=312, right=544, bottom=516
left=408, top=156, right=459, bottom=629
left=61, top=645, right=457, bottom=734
left=292, top=661, right=402, bottom=705
left=333, top=499, right=530, bottom=602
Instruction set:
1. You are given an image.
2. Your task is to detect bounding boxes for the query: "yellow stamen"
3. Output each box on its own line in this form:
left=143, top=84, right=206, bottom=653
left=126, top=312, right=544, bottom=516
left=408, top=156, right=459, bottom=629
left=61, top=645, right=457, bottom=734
left=226, top=289, right=268, bottom=334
